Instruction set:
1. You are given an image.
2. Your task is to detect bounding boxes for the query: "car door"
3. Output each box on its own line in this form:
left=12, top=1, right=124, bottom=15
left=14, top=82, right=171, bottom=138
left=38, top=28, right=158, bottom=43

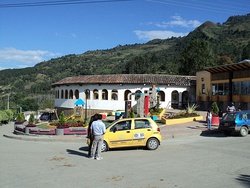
left=107, top=120, right=133, bottom=148
left=132, top=119, right=152, bottom=146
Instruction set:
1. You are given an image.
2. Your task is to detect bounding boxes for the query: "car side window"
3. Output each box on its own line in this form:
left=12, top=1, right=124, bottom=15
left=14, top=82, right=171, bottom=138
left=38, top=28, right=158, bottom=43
left=134, top=120, right=151, bottom=129
left=246, top=113, right=250, bottom=120
left=242, top=114, right=247, bottom=120
left=110, top=120, right=131, bottom=132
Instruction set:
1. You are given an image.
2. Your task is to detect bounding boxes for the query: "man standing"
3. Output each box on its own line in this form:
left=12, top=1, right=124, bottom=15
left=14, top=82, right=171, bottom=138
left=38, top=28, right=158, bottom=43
left=90, top=114, right=106, bottom=160
left=227, top=102, right=236, bottom=112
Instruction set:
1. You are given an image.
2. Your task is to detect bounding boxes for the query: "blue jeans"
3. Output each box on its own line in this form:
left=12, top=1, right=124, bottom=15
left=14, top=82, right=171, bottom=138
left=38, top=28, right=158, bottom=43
left=207, top=118, right=211, bottom=130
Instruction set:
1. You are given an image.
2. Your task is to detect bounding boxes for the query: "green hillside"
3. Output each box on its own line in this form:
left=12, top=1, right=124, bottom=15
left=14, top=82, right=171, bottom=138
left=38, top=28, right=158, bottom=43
left=0, top=13, right=250, bottom=112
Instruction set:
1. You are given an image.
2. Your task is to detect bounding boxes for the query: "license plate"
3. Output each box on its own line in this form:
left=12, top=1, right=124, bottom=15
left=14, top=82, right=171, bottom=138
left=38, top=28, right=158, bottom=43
left=224, top=123, right=228, bottom=126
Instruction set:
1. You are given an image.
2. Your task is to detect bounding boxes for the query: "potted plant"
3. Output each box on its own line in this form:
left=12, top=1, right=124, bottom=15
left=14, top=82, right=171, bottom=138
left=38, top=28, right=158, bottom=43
left=55, top=111, right=67, bottom=135
left=25, top=113, right=36, bottom=134
left=211, top=102, right=220, bottom=125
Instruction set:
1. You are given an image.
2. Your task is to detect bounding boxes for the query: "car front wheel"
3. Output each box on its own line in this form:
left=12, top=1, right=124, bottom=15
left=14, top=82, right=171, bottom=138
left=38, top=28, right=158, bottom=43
left=240, top=126, right=248, bottom=137
left=146, top=138, right=159, bottom=150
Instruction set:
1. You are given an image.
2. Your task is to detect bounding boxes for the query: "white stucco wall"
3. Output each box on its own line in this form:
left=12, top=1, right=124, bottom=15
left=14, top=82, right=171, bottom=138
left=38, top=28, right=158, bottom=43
left=54, top=84, right=190, bottom=111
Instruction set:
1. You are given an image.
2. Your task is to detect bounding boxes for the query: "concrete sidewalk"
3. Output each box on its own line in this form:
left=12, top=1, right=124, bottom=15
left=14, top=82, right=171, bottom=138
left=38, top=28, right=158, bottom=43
left=1, top=113, right=221, bottom=143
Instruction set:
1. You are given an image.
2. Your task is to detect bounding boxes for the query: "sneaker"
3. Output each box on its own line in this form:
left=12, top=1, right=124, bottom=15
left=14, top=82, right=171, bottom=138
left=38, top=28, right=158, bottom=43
left=96, top=157, right=103, bottom=160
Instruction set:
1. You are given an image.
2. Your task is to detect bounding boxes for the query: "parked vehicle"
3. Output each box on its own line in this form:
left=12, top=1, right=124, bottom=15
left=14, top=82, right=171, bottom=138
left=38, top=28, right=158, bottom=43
left=39, top=112, right=57, bottom=122
left=218, top=110, right=250, bottom=136
left=87, top=117, right=162, bottom=151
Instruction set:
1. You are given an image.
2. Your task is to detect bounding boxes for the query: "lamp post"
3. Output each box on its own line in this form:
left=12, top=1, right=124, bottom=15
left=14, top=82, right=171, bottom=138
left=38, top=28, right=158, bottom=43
left=84, top=89, right=90, bottom=122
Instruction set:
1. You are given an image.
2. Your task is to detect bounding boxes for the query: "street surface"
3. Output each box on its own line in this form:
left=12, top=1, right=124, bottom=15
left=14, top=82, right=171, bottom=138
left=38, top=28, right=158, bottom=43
left=0, top=123, right=250, bottom=188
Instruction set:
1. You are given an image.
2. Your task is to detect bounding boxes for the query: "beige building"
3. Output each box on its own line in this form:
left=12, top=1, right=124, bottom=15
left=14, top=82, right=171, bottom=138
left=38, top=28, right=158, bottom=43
left=196, top=59, right=250, bottom=111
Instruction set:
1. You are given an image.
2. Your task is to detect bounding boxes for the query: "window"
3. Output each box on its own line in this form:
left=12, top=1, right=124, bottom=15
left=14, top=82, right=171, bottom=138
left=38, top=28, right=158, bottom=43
left=134, top=120, right=151, bottom=129
left=202, top=84, right=205, bottom=94
left=110, top=120, right=131, bottom=132
left=233, top=82, right=240, bottom=95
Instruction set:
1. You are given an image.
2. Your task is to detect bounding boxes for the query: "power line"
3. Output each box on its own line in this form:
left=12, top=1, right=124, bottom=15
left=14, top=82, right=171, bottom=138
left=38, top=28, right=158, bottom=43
left=147, top=0, right=249, bottom=15
left=0, top=0, right=133, bottom=8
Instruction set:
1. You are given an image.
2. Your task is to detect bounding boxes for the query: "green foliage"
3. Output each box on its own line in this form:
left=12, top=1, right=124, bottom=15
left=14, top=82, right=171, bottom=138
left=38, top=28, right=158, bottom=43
left=28, top=114, right=35, bottom=125
left=150, top=107, right=164, bottom=115
left=16, top=113, right=25, bottom=122
left=0, top=111, right=8, bottom=121
left=211, top=102, right=219, bottom=115
left=19, top=98, right=39, bottom=111
left=58, top=111, right=65, bottom=126
left=128, top=108, right=136, bottom=118
left=4, top=109, right=13, bottom=121
left=179, top=39, right=215, bottom=75
left=186, top=103, right=199, bottom=114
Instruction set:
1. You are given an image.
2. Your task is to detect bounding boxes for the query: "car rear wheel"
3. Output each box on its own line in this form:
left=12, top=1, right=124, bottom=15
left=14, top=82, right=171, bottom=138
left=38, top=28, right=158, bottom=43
left=240, top=126, right=248, bottom=137
left=146, top=138, right=159, bottom=150
left=101, top=141, right=108, bottom=152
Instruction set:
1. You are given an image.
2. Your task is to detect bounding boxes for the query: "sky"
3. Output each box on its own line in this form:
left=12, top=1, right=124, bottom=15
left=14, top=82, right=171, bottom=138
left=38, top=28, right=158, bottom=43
left=0, top=0, right=249, bottom=70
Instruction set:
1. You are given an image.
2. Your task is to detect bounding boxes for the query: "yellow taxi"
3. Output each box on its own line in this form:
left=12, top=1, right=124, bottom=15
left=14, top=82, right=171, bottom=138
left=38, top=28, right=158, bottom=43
left=88, top=117, right=162, bottom=152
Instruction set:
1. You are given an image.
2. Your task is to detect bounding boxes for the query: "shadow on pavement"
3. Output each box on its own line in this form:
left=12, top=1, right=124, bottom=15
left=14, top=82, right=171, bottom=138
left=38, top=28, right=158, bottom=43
left=200, top=129, right=225, bottom=137
left=66, top=149, right=88, bottom=158
left=236, top=174, right=250, bottom=187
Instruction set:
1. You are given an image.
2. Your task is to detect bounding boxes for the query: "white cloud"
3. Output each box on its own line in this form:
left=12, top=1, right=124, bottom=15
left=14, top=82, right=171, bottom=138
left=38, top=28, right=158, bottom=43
left=0, top=48, right=60, bottom=70
left=134, top=15, right=201, bottom=41
left=134, top=30, right=188, bottom=41
left=156, top=16, right=201, bottom=28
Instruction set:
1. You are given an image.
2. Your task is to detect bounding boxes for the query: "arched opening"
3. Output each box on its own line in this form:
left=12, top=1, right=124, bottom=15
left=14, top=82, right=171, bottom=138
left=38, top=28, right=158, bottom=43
left=85, top=89, right=90, bottom=100
left=158, top=91, right=165, bottom=102
left=65, top=90, right=68, bottom=99
left=171, top=90, right=179, bottom=109
left=93, top=89, right=99, bottom=100
left=75, top=89, right=79, bottom=99
left=102, top=89, right=108, bottom=100
left=69, top=89, right=73, bottom=99
left=124, top=90, right=131, bottom=100
left=61, top=90, right=64, bottom=99
left=111, top=89, right=118, bottom=100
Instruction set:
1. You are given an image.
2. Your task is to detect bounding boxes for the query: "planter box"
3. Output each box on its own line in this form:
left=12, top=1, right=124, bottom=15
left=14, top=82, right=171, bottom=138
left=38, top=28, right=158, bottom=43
left=148, top=109, right=166, bottom=119
left=161, top=116, right=203, bottom=125
left=55, top=128, right=64, bottom=135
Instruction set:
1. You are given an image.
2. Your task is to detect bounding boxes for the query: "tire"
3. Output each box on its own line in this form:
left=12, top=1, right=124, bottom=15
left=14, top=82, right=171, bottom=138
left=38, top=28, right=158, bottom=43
left=101, top=141, right=108, bottom=152
left=240, top=126, right=248, bottom=137
left=223, top=131, right=231, bottom=136
left=146, top=138, right=159, bottom=150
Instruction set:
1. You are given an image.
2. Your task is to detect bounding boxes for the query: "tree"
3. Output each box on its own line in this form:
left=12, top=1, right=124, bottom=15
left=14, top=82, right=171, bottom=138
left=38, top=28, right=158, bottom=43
left=242, top=42, right=250, bottom=60
left=179, top=40, right=215, bottom=75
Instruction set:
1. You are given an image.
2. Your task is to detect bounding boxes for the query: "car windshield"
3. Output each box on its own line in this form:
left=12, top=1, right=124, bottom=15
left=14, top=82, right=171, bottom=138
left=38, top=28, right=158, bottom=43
left=222, top=113, right=236, bottom=121
left=105, top=119, right=119, bottom=129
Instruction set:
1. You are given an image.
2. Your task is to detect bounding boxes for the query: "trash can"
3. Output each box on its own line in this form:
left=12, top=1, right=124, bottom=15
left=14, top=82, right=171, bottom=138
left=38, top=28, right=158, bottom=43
left=115, top=112, right=121, bottom=120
